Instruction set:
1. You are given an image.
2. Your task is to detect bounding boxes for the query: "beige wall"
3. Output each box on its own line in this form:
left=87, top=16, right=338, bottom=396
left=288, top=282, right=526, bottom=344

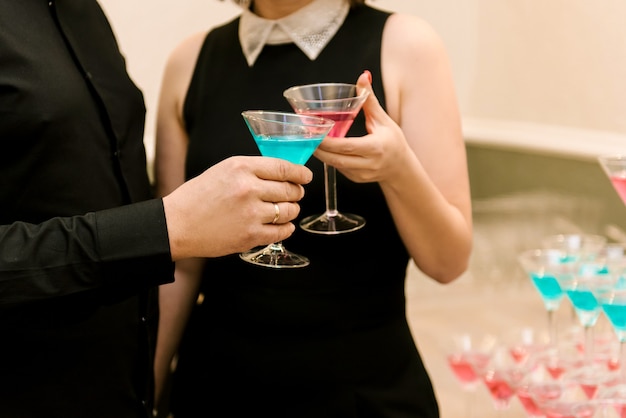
left=99, top=0, right=626, bottom=145
left=99, top=0, right=240, bottom=159
left=470, top=0, right=626, bottom=134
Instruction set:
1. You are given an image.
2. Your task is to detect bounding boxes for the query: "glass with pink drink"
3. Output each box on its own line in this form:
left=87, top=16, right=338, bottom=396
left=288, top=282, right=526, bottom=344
left=599, top=155, right=626, bottom=206
left=284, top=83, right=369, bottom=234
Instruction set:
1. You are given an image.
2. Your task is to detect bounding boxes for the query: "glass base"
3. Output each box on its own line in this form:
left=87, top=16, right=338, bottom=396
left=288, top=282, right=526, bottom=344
left=239, top=243, right=309, bottom=268
left=299, top=211, right=366, bottom=235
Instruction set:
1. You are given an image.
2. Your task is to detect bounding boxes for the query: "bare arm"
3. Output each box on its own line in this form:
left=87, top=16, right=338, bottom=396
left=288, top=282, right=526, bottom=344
left=152, top=31, right=206, bottom=405
left=314, top=14, right=472, bottom=283
left=153, top=257, right=205, bottom=403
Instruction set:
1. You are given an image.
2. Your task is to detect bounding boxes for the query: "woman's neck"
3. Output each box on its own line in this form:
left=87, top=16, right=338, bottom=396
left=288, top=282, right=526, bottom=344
left=251, top=0, right=317, bottom=20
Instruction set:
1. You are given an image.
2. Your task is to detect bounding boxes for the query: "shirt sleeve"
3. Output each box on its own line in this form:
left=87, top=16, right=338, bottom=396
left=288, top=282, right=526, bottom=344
left=0, top=199, right=174, bottom=307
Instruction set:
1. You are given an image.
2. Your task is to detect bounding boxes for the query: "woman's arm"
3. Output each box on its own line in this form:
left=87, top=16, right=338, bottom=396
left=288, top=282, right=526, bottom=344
left=152, top=31, right=209, bottom=403
left=314, top=14, right=472, bottom=283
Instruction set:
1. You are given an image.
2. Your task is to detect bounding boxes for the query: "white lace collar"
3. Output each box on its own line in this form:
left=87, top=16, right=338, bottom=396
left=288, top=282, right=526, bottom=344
left=239, top=0, right=350, bottom=67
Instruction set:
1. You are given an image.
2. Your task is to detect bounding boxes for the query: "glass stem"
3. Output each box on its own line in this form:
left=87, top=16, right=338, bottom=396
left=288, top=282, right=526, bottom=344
left=323, top=163, right=339, bottom=217
left=269, top=241, right=284, bottom=264
left=548, top=309, right=557, bottom=345
left=269, top=241, right=285, bottom=251
left=584, top=325, right=594, bottom=364
left=621, top=340, right=626, bottom=381
left=465, top=389, right=475, bottom=418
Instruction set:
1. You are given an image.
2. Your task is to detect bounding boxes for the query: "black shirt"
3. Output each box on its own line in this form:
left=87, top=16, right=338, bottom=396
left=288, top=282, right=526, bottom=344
left=0, top=1, right=173, bottom=417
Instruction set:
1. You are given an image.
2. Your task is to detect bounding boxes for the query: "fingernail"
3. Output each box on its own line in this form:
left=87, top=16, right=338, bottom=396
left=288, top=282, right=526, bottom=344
left=364, top=70, right=372, bottom=84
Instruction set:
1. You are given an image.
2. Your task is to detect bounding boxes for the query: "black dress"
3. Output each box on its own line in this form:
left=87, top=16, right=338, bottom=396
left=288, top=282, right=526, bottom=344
left=171, top=5, right=439, bottom=417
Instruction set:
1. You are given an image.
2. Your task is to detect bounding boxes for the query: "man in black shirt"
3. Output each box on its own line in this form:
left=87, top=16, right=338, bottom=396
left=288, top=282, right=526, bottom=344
left=0, top=1, right=311, bottom=417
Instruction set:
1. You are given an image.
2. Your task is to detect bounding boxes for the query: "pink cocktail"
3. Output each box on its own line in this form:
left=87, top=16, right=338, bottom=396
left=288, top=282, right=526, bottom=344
left=482, top=346, right=536, bottom=412
left=447, top=351, right=490, bottom=390
left=503, top=326, right=550, bottom=365
left=599, top=155, right=626, bottom=208
left=610, top=175, right=626, bottom=205
left=563, top=364, right=620, bottom=400
left=517, top=386, right=545, bottom=417
left=301, top=110, right=359, bottom=138
left=527, top=380, right=584, bottom=418
left=596, top=383, right=626, bottom=418
left=445, top=331, right=496, bottom=418
left=284, top=83, right=369, bottom=234
left=536, top=343, right=586, bottom=380
left=483, top=370, right=518, bottom=410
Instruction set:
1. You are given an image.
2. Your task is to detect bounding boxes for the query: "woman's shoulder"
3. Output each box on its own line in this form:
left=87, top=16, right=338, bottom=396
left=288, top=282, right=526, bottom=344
left=381, top=11, right=452, bottom=81
left=167, top=31, right=210, bottom=71
left=159, top=30, right=210, bottom=113
left=379, top=12, right=453, bottom=120
left=383, top=13, right=447, bottom=56
left=166, top=16, right=240, bottom=72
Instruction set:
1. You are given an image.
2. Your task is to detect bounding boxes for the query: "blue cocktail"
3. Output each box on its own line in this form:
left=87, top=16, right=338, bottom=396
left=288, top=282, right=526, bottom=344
left=240, top=111, right=334, bottom=268
left=518, top=249, right=571, bottom=344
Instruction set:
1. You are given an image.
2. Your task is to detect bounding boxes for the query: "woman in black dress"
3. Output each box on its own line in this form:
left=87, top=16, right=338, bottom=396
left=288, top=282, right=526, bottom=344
left=153, top=0, right=473, bottom=416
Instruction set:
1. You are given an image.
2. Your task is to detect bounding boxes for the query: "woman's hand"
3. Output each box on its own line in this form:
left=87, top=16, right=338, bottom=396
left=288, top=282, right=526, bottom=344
left=312, top=71, right=412, bottom=186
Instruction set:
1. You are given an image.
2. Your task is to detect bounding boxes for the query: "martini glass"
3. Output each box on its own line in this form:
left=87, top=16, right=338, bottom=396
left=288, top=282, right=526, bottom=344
left=563, top=363, right=620, bottom=400
left=481, top=345, right=537, bottom=415
left=446, top=330, right=497, bottom=418
left=239, top=111, right=334, bottom=268
left=535, top=340, right=586, bottom=380
left=542, top=234, right=608, bottom=267
left=598, top=154, right=626, bottom=377
left=560, top=264, right=612, bottom=365
left=283, top=83, right=369, bottom=234
left=518, top=248, right=571, bottom=344
left=594, top=275, right=626, bottom=381
left=542, top=233, right=608, bottom=332
left=596, top=384, right=626, bottom=417
left=502, top=326, right=550, bottom=366
left=526, top=379, right=585, bottom=418
left=598, top=155, right=626, bottom=206
left=598, top=243, right=626, bottom=277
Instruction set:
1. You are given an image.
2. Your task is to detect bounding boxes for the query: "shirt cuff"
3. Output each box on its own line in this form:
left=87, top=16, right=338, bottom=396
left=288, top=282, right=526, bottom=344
left=95, top=199, right=171, bottom=262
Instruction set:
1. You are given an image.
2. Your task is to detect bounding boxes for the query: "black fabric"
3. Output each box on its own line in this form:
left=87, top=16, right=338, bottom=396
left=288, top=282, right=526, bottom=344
left=172, top=5, right=439, bottom=417
left=0, top=1, right=174, bottom=417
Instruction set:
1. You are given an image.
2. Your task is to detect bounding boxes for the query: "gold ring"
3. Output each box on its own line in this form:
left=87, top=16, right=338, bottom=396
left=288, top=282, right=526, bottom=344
left=271, top=203, right=280, bottom=224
